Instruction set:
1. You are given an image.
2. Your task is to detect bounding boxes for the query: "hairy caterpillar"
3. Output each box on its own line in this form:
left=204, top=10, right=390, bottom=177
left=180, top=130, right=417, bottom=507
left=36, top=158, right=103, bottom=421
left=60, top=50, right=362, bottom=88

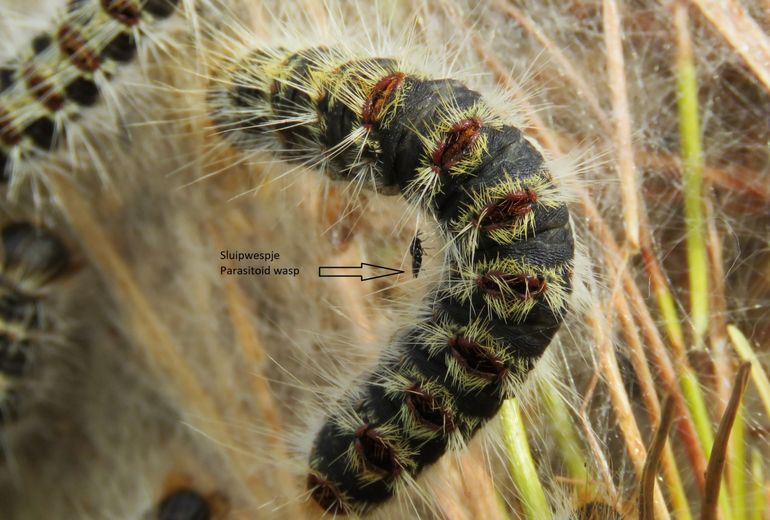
left=0, top=221, right=70, bottom=425
left=207, top=44, right=574, bottom=515
left=0, top=0, right=180, bottom=182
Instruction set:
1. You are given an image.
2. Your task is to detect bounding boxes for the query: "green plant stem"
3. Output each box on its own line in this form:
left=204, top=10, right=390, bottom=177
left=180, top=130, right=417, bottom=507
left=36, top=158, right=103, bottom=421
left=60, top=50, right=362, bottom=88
left=728, top=325, right=770, bottom=419
left=675, top=4, right=709, bottom=345
left=500, top=399, right=551, bottom=519
left=664, top=444, right=694, bottom=520
left=542, top=385, right=588, bottom=484
left=654, top=276, right=687, bottom=354
left=680, top=353, right=733, bottom=518
left=750, top=449, right=764, bottom=520
left=681, top=367, right=714, bottom=453
left=673, top=6, right=732, bottom=517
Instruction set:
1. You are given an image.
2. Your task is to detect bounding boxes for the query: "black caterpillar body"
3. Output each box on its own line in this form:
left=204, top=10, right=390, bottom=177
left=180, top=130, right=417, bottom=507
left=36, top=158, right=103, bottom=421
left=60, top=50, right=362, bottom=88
left=209, top=47, right=574, bottom=516
left=0, top=0, right=180, bottom=179
left=0, top=221, right=70, bottom=424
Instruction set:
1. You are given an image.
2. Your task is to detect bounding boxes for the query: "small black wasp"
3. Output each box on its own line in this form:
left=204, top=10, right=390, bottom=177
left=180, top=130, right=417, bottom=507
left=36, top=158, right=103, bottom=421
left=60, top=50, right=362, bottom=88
left=409, top=232, right=425, bottom=278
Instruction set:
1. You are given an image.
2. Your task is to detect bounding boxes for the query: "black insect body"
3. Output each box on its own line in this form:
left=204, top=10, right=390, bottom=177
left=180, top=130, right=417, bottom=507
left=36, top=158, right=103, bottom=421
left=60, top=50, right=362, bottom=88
left=409, top=233, right=424, bottom=278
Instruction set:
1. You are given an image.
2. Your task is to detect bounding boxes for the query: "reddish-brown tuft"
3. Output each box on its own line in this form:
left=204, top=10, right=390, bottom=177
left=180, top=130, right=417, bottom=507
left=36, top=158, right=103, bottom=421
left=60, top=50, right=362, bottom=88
left=101, top=0, right=142, bottom=26
left=448, top=335, right=507, bottom=381
left=307, top=473, right=348, bottom=515
left=361, top=72, right=405, bottom=129
left=476, top=271, right=546, bottom=300
left=477, top=189, right=538, bottom=232
left=431, top=117, right=482, bottom=174
left=58, top=25, right=101, bottom=72
left=354, top=425, right=401, bottom=478
left=404, top=383, right=455, bottom=432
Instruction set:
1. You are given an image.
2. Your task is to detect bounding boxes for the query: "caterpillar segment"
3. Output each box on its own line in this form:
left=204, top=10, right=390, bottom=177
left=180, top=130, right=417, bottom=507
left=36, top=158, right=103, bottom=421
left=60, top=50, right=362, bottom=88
left=209, top=47, right=574, bottom=516
left=0, top=221, right=70, bottom=425
left=0, top=0, right=181, bottom=179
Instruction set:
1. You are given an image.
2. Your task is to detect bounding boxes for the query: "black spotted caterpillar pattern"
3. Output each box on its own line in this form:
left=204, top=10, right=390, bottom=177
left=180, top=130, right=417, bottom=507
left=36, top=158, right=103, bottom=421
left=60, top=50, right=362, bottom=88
left=0, top=0, right=180, bottom=180
left=208, top=47, right=574, bottom=516
left=0, top=221, right=70, bottom=424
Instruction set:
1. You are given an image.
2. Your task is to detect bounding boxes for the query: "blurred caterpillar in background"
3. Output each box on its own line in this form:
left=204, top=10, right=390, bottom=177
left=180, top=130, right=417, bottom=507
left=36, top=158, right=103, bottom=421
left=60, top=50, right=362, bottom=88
left=0, top=221, right=70, bottom=425
left=208, top=44, right=574, bottom=515
left=151, top=486, right=229, bottom=520
left=0, top=0, right=181, bottom=186
left=156, top=489, right=212, bottom=520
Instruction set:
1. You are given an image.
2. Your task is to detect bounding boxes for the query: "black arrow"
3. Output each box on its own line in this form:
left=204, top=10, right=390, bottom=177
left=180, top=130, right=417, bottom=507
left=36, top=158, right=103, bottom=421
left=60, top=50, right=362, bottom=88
left=318, top=262, right=404, bottom=281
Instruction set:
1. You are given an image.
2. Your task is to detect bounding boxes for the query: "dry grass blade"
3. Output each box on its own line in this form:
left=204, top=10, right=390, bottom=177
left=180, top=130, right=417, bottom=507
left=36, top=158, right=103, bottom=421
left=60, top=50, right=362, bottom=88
left=688, top=0, right=770, bottom=93
left=494, top=0, right=608, bottom=129
left=589, top=306, right=670, bottom=519
left=602, top=0, right=640, bottom=249
left=640, top=396, right=677, bottom=520
left=701, top=362, right=752, bottom=520
left=579, top=372, right=619, bottom=501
